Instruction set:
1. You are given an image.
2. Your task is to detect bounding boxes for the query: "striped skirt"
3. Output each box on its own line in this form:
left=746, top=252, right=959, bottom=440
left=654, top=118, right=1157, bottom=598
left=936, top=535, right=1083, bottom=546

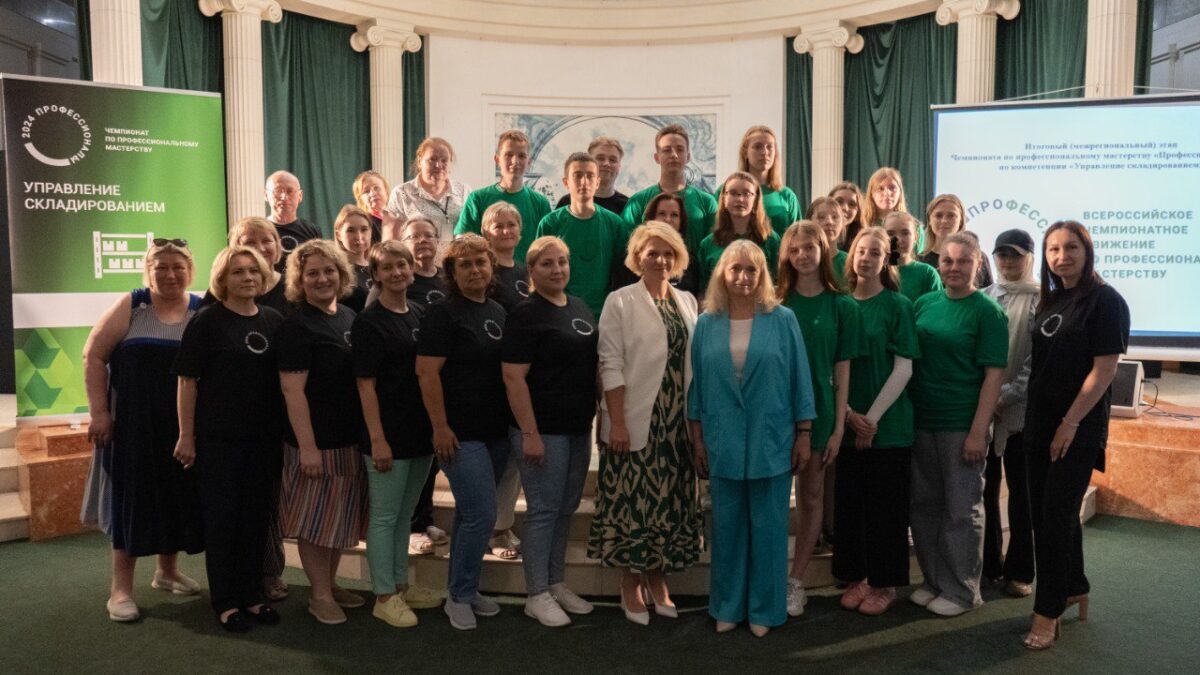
left=279, top=443, right=368, bottom=549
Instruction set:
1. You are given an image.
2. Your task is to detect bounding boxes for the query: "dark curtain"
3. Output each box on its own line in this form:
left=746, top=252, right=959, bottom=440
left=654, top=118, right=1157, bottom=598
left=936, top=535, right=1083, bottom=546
left=262, top=12, right=371, bottom=236
left=843, top=13, right=956, bottom=215
left=785, top=38, right=813, bottom=210
left=141, top=0, right=222, bottom=92
left=1134, top=0, right=1154, bottom=92
left=995, top=0, right=1087, bottom=100
left=402, top=45, right=426, bottom=180
left=76, top=0, right=91, bottom=80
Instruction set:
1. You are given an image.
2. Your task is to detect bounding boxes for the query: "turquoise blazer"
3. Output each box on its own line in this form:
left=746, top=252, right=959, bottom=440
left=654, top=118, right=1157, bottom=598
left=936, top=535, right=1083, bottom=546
left=687, top=306, right=816, bottom=480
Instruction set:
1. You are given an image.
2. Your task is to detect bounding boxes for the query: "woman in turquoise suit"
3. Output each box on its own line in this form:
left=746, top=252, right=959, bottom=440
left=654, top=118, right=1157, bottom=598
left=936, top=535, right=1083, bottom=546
left=687, top=240, right=816, bottom=638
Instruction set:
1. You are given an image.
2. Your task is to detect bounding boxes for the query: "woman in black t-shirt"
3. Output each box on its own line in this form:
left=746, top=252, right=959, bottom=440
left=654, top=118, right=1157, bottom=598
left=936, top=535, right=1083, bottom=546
left=502, top=236, right=599, bottom=626
left=1022, top=221, right=1129, bottom=650
left=352, top=241, right=442, bottom=628
left=334, top=205, right=374, bottom=313
left=175, top=246, right=284, bottom=632
left=198, top=217, right=293, bottom=316
left=415, top=234, right=512, bottom=631
left=276, top=240, right=368, bottom=626
left=481, top=201, right=528, bottom=560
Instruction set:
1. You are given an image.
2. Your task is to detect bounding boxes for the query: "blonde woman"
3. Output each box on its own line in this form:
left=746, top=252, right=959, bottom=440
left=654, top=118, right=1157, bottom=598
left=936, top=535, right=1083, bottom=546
left=920, top=194, right=994, bottom=288
left=806, top=196, right=849, bottom=282
left=333, top=204, right=375, bottom=312
left=688, top=240, right=816, bottom=637
left=861, top=167, right=907, bottom=229
left=883, top=212, right=942, bottom=303
left=719, top=125, right=800, bottom=235
left=388, top=137, right=471, bottom=240
left=589, top=222, right=702, bottom=625
left=83, top=239, right=204, bottom=622
left=352, top=170, right=392, bottom=242
left=175, top=246, right=283, bottom=632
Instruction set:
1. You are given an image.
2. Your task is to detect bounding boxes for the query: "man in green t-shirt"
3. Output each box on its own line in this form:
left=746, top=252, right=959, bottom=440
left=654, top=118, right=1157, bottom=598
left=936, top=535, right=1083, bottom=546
left=455, top=129, right=551, bottom=261
left=536, top=152, right=626, bottom=317
left=621, top=123, right=717, bottom=256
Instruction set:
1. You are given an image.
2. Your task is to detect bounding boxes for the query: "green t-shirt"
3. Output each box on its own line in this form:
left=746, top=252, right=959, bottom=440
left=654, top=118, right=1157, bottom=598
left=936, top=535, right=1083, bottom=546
left=454, top=184, right=551, bottom=261
left=911, top=290, right=1009, bottom=432
left=833, top=250, right=848, bottom=287
left=715, top=185, right=801, bottom=236
left=622, top=184, right=718, bottom=256
left=898, top=260, right=943, bottom=303
left=534, top=206, right=626, bottom=317
left=848, top=289, right=920, bottom=448
left=783, top=290, right=863, bottom=452
left=697, top=231, right=781, bottom=291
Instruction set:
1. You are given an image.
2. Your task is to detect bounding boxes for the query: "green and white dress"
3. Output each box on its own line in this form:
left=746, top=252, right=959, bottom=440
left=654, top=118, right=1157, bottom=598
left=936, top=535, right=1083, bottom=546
left=588, top=297, right=704, bottom=572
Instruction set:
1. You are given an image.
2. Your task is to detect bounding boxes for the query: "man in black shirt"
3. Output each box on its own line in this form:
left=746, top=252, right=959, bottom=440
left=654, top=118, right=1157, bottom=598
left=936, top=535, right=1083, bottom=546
left=554, top=136, right=628, bottom=215
left=266, top=170, right=323, bottom=271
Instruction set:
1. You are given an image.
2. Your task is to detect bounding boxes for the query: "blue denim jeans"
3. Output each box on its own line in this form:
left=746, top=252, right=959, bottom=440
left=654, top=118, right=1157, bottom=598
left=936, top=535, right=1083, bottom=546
left=511, top=429, right=591, bottom=595
left=439, top=438, right=512, bottom=602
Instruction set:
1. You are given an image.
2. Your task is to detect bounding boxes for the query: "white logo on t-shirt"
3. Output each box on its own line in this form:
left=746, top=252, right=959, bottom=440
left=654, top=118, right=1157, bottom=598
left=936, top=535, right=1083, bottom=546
left=1040, top=313, right=1063, bottom=337
left=411, top=327, right=420, bottom=342
left=280, top=235, right=299, bottom=252
left=426, top=289, right=446, bottom=304
left=515, top=280, right=530, bottom=298
left=244, top=331, right=269, bottom=354
left=343, top=330, right=353, bottom=346
left=571, top=318, right=595, bottom=336
left=484, top=319, right=503, bottom=341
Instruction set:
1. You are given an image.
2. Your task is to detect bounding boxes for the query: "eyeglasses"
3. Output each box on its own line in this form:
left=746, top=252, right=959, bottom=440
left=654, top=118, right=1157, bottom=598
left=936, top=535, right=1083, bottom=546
left=152, top=238, right=188, bottom=247
left=403, top=233, right=437, bottom=242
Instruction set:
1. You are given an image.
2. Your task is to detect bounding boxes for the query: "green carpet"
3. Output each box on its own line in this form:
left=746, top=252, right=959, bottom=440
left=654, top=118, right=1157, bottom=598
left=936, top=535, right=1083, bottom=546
left=1, top=515, right=1197, bottom=673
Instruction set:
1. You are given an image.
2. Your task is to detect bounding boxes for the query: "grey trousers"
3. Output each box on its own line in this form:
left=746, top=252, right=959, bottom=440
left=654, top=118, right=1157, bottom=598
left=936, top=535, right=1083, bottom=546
left=910, top=429, right=986, bottom=609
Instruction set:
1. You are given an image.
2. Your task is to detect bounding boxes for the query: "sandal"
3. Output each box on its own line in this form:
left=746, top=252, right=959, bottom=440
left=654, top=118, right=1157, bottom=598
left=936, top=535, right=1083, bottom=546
left=264, top=576, right=289, bottom=601
left=489, top=530, right=521, bottom=559
left=1023, top=613, right=1061, bottom=650
left=409, top=532, right=434, bottom=556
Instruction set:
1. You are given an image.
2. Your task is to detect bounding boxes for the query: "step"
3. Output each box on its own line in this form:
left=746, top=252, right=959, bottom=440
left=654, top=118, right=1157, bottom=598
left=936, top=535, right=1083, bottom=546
left=0, top=426, right=16, bottom=449
left=0, top=491, right=31, bottom=543
left=0, top=447, right=18, bottom=493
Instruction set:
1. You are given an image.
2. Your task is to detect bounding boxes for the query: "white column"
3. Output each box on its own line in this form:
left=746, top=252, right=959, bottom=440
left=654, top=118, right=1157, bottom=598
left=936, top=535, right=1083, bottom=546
left=937, top=0, right=1021, bottom=104
left=351, top=21, right=422, bottom=187
left=90, top=0, right=142, bottom=85
left=1085, top=0, right=1138, bottom=98
left=199, top=0, right=282, bottom=223
left=794, top=22, right=863, bottom=199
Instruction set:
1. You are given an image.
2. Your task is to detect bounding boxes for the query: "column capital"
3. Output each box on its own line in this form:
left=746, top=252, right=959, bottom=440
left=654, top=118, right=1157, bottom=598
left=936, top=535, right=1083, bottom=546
left=198, top=0, right=281, bottom=23
left=793, top=22, right=864, bottom=55
left=936, top=0, right=1020, bottom=25
left=351, top=20, right=422, bottom=53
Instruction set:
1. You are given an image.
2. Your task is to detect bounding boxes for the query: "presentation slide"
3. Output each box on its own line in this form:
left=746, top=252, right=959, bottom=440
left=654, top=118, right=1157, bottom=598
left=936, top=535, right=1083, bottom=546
left=933, top=96, right=1200, bottom=351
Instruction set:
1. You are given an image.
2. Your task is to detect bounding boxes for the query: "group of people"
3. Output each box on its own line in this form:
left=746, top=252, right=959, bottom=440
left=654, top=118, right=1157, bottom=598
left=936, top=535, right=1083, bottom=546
left=82, top=122, right=1130, bottom=650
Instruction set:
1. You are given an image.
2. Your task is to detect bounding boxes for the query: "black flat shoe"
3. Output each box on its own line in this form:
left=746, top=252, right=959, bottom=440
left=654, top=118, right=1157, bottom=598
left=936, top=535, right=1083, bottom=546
left=219, top=610, right=252, bottom=633
left=246, top=605, right=281, bottom=626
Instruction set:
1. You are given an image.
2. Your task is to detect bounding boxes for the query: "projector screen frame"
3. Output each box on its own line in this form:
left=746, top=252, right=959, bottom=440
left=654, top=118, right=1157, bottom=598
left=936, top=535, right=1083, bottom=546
left=932, top=93, right=1200, bottom=363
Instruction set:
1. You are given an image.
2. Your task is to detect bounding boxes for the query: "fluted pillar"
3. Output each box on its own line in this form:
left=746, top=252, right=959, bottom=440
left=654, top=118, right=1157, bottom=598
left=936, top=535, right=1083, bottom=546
left=1085, top=0, right=1137, bottom=98
left=352, top=21, right=422, bottom=186
left=794, top=22, right=863, bottom=199
left=199, top=0, right=281, bottom=222
left=90, top=0, right=142, bottom=85
left=937, top=0, right=1021, bottom=104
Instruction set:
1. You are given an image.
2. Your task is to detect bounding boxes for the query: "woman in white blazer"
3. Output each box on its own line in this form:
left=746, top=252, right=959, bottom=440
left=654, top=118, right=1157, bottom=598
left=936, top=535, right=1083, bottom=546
left=587, top=222, right=703, bottom=626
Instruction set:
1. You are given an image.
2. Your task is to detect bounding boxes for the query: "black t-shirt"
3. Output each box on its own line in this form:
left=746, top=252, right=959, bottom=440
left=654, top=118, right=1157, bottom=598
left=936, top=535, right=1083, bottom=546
left=671, top=258, right=701, bottom=295
left=416, top=294, right=510, bottom=442
left=197, top=277, right=294, bottom=317
left=276, top=302, right=364, bottom=449
left=342, top=264, right=372, bottom=313
left=557, top=191, right=628, bottom=216
left=272, top=218, right=322, bottom=271
left=173, top=304, right=284, bottom=442
left=368, top=214, right=384, bottom=244
left=501, top=294, right=599, bottom=435
left=1026, top=283, right=1130, bottom=468
left=352, top=302, right=433, bottom=459
left=408, top=269, right=449, bottom=310
left=493, top=263, right=530, bottom=312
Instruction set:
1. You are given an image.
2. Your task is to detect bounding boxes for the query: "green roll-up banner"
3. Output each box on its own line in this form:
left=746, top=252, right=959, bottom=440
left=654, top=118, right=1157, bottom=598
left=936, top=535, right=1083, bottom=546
left=1, top=75, right=226, bottom=422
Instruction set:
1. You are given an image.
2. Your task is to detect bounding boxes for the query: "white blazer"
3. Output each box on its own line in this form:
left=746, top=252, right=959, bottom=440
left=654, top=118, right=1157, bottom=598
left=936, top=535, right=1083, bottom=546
left=598, top=282, right=698, bottom=451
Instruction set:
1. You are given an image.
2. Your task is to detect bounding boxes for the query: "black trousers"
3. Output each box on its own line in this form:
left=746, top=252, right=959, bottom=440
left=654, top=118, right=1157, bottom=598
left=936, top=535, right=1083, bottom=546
left=410, top=462, right=438, bottom=533
left=1027, top=441, right=1100, bottom=618
left=831, top=446, right=912, bottom=588
left=982, top=432, right=1035, bottom=583
left=197, top=438, right=277, bottom=614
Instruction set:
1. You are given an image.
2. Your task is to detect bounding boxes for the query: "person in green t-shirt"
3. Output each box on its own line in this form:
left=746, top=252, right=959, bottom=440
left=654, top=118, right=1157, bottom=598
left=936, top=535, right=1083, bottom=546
left=454, top=129, right=551, bottom=261
left=535, top=153, right=626, bottom=317
left=806, top=196, right=850, bottom=285
left=776, top=221, right=862, bottom=617
left=909, top=232, right=1008, bottom=618
left=711, top=126, right=800, bottom=236
left=836, top=227, right=921, bottom=617
left=829, top=181, right=866, bottom=253
left=884, top=211, right=943, bottom=302
left=621, top=123, right=718, bottom=256
left=697, top=172, right=781, bottom=292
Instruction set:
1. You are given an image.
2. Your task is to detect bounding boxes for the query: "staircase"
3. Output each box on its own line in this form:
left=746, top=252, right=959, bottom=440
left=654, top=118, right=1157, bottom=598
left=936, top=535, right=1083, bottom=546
left=0, top=413, right=30, bottom=542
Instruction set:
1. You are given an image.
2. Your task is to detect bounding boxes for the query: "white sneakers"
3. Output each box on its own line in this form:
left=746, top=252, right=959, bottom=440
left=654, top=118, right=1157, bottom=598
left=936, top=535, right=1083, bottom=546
left=911, top=585, right=975, bottom=616
left=151, top=572, right=201, bottom=595
left=550, top=583, right=594, bottom=615
left=909, top=585, right=937, bottom=607
left=787, top=578, right=807, bottom=617
left=525, top=592, right=571, bottom=627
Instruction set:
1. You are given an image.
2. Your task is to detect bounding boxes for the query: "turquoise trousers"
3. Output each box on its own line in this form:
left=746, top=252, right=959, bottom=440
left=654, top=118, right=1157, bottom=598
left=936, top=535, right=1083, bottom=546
left=365, top=456, right=434, bottom=596
left=709, top=472, right=792, bottom=627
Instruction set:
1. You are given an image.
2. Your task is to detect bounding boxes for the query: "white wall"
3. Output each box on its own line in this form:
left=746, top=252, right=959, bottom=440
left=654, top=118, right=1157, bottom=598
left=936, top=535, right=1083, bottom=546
left=1150, top=12, right=1200, bottom=93
left=428, top=35, right=786, bottom=191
